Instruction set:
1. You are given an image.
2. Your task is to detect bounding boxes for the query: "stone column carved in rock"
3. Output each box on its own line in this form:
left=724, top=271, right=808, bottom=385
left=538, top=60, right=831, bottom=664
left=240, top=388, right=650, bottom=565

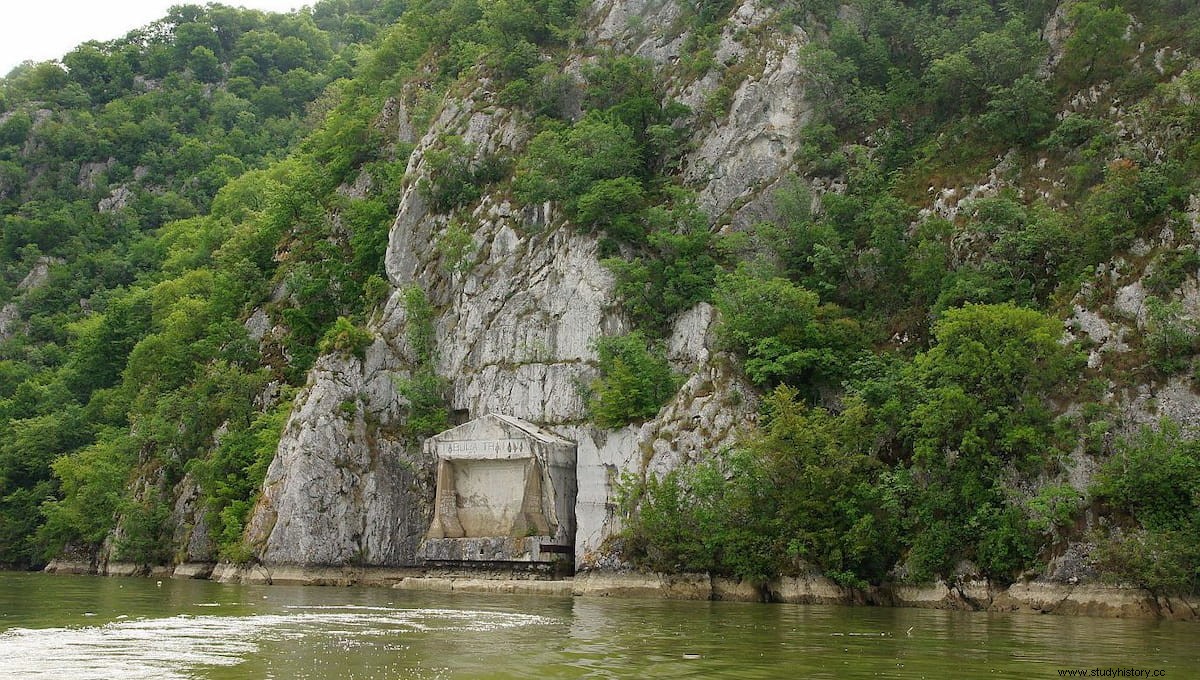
left=514, top=456, right=551, bottom=537
left=428, top=460, right=465, bottom=539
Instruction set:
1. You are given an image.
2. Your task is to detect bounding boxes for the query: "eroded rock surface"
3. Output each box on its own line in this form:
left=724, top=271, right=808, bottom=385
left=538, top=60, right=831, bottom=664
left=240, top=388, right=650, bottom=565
left=246, top=347, right=429, bottom=565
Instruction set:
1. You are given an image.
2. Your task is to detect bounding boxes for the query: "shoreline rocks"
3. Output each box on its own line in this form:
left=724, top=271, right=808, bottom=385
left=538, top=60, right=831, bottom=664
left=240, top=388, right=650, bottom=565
left=41, top=560, right=1198, bottom=621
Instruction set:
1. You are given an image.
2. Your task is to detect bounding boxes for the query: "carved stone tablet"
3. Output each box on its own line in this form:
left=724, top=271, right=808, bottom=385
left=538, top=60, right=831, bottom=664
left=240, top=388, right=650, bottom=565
left=420, top=414, right=576, bottom=565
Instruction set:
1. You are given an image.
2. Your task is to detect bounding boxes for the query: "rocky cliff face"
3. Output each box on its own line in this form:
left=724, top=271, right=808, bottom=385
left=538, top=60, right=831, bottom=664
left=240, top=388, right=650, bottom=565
left=242, top=0, right=796, bottom=569
left=244, top=349, right=429, bottom=565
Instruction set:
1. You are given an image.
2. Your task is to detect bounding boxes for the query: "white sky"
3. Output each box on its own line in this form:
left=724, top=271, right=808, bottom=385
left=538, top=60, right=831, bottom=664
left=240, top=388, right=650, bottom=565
left=1, top=1, right=306, bottom=76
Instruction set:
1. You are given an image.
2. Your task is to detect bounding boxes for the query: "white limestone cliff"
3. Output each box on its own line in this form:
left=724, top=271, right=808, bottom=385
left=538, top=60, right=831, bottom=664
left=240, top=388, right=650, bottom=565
left=241, top=0, right=796, bottom=569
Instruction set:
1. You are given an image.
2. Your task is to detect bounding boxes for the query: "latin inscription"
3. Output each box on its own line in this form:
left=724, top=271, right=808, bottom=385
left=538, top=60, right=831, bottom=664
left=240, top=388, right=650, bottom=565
left=438, top=438, right=531, bottom=460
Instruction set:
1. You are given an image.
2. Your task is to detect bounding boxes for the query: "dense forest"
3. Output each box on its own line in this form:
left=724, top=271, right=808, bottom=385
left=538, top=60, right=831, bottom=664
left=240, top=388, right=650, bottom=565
left=1, top=0, right=1199, bottom=595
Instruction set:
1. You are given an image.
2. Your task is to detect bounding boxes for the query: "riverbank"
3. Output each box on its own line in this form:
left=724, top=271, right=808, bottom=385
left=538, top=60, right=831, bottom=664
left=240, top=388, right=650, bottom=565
left=42, top=559, right=1198, bottom=621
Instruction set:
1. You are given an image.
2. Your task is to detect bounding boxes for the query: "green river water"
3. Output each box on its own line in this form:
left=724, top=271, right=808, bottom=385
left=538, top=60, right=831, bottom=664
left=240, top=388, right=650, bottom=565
left=0, top=572, right=1195, bottom=679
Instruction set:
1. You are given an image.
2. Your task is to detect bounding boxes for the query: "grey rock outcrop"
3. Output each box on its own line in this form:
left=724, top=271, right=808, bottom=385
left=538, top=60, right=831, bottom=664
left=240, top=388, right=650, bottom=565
left=17, top=255, right=58, bottom=291
left=77, top=157, right=115, bottom=191
left=99, top=185, right=134, bottom=213
left=2, top=256, right=61, bottom=340
left=587, top=0, right=686, bottom=60
left=683, top=32, right=812, bottom=227
left=169, top=473, right=215, bottom=563
left=0, top=303, right=18, bottom=340
left=245, top=346, right=430, bottom=565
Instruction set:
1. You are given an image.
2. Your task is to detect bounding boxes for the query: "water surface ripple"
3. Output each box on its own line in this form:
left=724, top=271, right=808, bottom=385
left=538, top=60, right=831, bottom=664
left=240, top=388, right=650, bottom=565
left=0, top=573, right=1195, bottom=679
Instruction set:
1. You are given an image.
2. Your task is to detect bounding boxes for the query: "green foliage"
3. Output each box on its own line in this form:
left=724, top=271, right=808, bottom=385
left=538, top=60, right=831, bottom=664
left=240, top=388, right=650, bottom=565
left=343, top=189, right=399, bottom=278
left=1095, top=421, right=1200, bottom=531
left=498, top=63, right=578, bottom=119
left=587, top=332, right=677, bottom=427
left=925, top=19, right=1046, bottom=116
left=620, top=450, right=779, bottom=582
left=114, top=495, right=171, bottom=565
left=418, top=135, right=506, bottom=212
left=435, top=219, right=477, bottom=274
left=1145, top=249, right=1200, bottom=296
left=0, top=407, right=89, bottom=564
left=363, top=273, right=391, bottom=309
left=1062, top=1, right=1132, bottom=85
left=399, top=285, right=435, bottom=362
left=753, top=179, right=847, bottom=299
left=1074, top=160, right=1181, bottom=268
left=979, top=74, right=1056, bottom=145
left=188, top=46, right=221, bottom=82
left=1092, top=528, right=1200, bottom=596
left=714, top=267, right=864, bottom=391
left=604, top=192, right=724, bottom=334
left=1144, top=297, right=1200, bottom=374
left=798, top=0, right=1048, bottom=142
left=903, top=303, right=1081, bottom=581
left=573, top=177, right=646, bottom=239
left=318, top=316, right=375, bottom=359
left=621, top=386, right=901, bottom=584
left=960, top=197, right=1077, bottom=304
left=0, top=0, right=428, bottom=566
left=392, top=286, right=449, bottom=437
left=394, top=368, right=451, bottom=438
left=39, top=431, right=135, bottom=553
left=1026, top=484, right=1085, bottom=537
left=514, top=113, right=642, bottom=211
left=188, top=391, right=294, bottom=561
left=1092, top=421, right=1200, bottom=594
left=621, top=306, right=1084, bottom=585
left=512, top=55, right=689, bottom=245
left=756, top=387, right=902, bottom=583
left=912, top=304, right=1078, bottom=420
left=1043, top=114, right=1116, bottom=153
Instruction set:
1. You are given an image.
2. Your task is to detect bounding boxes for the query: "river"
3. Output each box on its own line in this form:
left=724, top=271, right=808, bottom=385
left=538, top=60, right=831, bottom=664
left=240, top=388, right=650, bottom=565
left=0, top=572, right=1195, bottom=679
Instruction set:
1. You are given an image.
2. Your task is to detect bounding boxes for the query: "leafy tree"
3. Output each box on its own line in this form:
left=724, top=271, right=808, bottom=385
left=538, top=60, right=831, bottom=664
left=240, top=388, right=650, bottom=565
left=189, top=47, right=222, bottom=83
left=621, top=448, right=778, bottom=581
left=605, top=198, right=723, bottom=334
left=903, top=303, right=1082, bottom=580
left=417, top=135, right=503, bottom=211
left=572, top=176, right=645, bottom=238
left=1092, top=421, right=1200, bottom=594
left=1063, top=1, right=1131, bottom=84
left=188, top=392, right=293, bottom=561
left=746, top=387, right=901, bottom=585
left=714, top=267, right=864, bottom=391
left=1144, top=297, right=1200, bottom=374
left=621, top=386, right=901, bottom=585
left=587, top=332, right=677, bottom=427
left=926, top=20, right=1044, bottom=116
left=318, top=316, right=374, bottom=358
left=513, top=113, right=643, bottom=206
left=39, top=430, right=135, bottom=553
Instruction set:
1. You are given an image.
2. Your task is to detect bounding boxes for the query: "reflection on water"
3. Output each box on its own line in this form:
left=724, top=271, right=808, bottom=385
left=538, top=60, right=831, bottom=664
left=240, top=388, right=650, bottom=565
left=0, top=572, right=1195, bottom=680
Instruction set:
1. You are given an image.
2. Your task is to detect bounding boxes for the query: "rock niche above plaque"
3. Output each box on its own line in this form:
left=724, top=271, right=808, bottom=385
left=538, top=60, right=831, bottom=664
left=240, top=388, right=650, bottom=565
left=419, top=414, right=576, bottom=566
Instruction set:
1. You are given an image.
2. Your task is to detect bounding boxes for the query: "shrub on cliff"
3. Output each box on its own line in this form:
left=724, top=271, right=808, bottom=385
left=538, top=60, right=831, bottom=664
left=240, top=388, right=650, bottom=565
left=902, top=303, right=1083, bottom=581
left=1092, top=421, right=1200, bottom=594
left=318, top=316, right=374, bottom=359
left=587, top=332, right=677, bottom=427
left=620, top=386, right=902, bottom=586
left=714, top=267, right=865, bottom=392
